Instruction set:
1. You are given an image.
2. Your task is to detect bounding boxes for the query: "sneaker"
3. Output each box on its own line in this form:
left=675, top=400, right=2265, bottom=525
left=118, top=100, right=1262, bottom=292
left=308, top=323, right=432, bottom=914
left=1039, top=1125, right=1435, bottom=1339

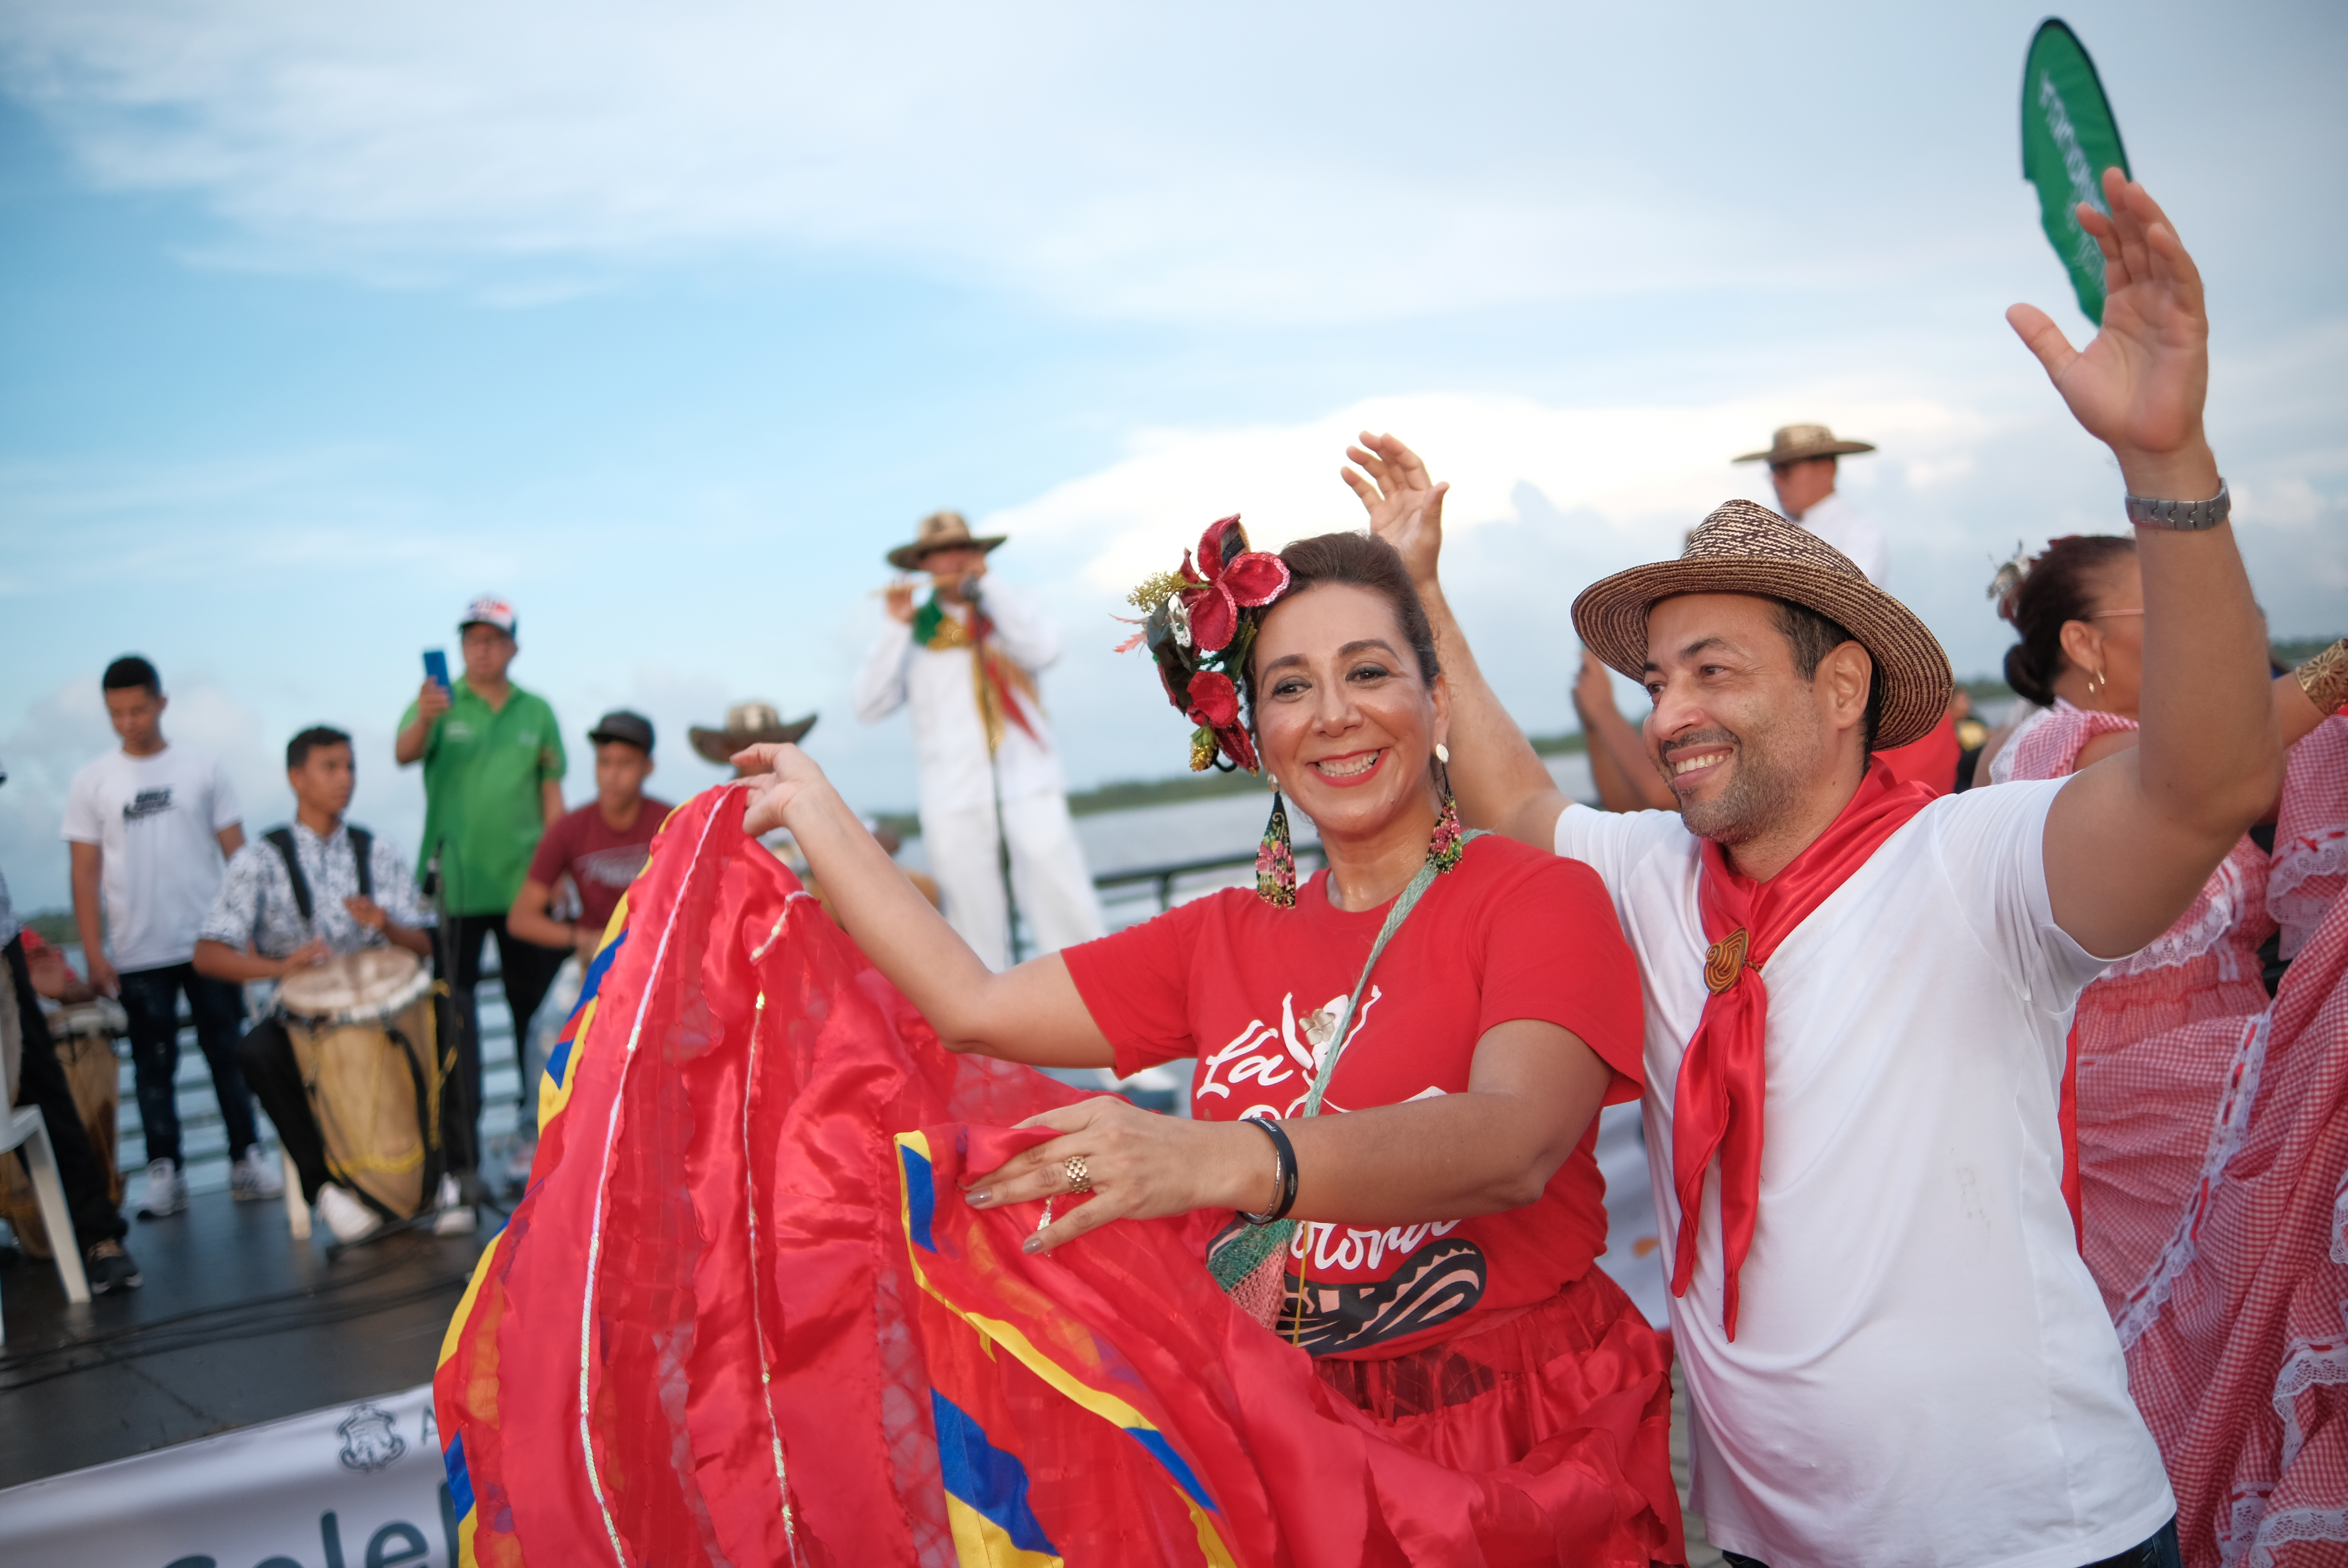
left=229, top=1148, right=285, bottom=1202
left=84, top=1238, right=143, bottom=1294
left=136, top=1159, right=187, bottom=1220
left=316, top=1182, right=383, bottom=1244
left=430, top=1173, right=476, bottom=1237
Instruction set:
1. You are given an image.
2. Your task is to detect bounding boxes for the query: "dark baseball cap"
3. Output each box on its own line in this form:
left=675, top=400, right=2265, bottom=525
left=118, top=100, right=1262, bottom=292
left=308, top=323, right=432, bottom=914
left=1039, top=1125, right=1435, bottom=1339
left=586, top=709, right=655, bottom=753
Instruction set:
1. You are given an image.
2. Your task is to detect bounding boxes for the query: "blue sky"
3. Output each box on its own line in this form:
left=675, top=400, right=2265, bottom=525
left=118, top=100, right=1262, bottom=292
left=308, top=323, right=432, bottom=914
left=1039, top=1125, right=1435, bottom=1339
left=3, top=1, right=2343, bottom=912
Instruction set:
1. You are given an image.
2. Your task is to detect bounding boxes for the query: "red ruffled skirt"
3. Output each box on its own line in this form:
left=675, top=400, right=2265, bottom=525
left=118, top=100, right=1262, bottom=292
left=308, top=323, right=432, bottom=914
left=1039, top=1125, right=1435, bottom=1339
left=436, top=787, right=1684, bottom=1567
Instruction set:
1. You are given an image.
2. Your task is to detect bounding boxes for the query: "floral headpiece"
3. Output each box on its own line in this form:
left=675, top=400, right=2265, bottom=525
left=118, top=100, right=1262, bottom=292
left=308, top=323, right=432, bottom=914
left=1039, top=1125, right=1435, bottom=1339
left=1986, top=540, right=2032, bottom=623
left=1117, top=515, right=1291, bottom=773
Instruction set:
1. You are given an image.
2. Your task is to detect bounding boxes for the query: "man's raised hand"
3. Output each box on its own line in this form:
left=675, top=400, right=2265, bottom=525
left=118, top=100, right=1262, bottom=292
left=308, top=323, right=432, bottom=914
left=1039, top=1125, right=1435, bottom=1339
left=2007, top=169, right=2218, bottom=499
left=1342, top=432, right=1449, bottom=591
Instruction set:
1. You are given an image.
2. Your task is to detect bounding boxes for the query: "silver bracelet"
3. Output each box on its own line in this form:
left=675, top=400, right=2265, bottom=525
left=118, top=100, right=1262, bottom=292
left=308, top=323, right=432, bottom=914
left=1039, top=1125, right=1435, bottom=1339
left=2124, top=479, right=2229, bottom=532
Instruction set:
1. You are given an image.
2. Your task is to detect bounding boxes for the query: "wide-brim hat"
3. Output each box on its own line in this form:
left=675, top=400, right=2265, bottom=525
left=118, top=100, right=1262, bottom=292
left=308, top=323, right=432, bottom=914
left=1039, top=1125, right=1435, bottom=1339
left=688, top=701, right=817, bottom=765
left=1733, top=422, right=1876, bottom=466
left=1571, top=499, right=1951, bottom=751
left=885, top=509, right=1008, bottom=572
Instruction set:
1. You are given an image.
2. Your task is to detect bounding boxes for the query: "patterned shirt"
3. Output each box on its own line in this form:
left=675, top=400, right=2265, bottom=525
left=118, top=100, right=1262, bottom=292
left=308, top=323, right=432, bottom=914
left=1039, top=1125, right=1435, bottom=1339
left=199, top=820, right=435, bottom=961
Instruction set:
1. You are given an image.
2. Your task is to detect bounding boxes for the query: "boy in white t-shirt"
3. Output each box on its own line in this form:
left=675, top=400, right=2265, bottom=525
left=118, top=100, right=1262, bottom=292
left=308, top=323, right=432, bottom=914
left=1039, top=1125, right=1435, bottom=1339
left=63, top=656, right=280, bottom=1219
left=1349, top=175, right=2267, bottom=1568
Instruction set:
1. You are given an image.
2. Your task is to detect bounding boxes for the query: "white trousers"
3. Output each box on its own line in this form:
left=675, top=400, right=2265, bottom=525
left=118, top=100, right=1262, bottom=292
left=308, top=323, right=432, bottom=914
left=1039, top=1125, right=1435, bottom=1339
left=923, top=792, right=1105, bottom=971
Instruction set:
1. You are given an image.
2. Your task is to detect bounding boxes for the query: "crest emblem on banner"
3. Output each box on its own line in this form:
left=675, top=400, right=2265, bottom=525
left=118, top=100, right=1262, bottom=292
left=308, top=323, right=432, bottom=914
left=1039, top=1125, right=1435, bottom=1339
left=337, top=1403, right=406, bottom=1472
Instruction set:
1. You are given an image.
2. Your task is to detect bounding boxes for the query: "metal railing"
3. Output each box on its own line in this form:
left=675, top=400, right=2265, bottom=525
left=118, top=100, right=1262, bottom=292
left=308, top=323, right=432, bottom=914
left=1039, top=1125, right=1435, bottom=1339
left=1090, top=842, right=1327, bottom=917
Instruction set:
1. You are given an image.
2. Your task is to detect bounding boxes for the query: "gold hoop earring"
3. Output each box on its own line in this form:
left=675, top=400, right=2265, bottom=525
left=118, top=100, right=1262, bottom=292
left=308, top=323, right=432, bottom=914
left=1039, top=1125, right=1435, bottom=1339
left=2086, top=667, right=2107, bottom=707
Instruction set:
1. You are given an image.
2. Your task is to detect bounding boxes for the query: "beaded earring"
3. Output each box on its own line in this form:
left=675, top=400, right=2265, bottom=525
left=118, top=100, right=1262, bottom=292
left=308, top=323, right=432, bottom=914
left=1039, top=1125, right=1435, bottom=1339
left=1429, top=742, right=1466, bottom=874
left=1256, top=777, right=1297, bottom=906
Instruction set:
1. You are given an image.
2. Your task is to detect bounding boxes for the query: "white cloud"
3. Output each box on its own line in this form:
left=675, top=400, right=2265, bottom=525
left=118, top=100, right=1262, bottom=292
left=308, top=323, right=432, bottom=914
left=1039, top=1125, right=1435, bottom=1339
left=971, top=383, right=2348, bottom=761
left=0, top=1, right=2193, bottom=322
left=992, top=390, right=1995, bottom=596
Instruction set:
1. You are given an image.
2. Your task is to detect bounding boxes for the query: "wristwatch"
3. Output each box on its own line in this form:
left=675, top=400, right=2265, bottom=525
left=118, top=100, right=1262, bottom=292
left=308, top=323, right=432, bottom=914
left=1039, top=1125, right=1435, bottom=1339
left=2124, top=479, right=2230, bottom=532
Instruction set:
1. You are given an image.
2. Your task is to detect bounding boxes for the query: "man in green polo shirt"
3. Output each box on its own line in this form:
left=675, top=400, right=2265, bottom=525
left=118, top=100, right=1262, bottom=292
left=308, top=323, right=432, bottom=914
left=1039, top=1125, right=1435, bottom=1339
left=397, top=595, right=568, bottom=1189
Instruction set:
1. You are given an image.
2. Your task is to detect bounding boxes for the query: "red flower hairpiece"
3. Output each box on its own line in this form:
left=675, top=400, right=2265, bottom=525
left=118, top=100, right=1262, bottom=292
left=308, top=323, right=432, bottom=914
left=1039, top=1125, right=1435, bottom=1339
left=1116, top=514, right=1290, bottom=773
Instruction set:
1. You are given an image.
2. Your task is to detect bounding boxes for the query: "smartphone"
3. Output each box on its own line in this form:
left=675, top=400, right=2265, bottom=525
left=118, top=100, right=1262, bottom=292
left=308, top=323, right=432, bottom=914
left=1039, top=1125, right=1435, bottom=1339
left=423, top=649, right=451, bottom=691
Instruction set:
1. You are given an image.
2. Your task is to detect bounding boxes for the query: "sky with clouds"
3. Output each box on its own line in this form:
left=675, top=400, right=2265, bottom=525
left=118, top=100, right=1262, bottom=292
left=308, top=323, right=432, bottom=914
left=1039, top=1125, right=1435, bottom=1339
left=2, top=1, right=2342, bottom=913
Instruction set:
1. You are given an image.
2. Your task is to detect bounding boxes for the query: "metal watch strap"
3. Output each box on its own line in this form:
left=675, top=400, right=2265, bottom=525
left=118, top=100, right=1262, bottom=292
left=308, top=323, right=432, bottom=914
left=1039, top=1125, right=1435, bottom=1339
left=2124, top=478, right=2230, bottom=532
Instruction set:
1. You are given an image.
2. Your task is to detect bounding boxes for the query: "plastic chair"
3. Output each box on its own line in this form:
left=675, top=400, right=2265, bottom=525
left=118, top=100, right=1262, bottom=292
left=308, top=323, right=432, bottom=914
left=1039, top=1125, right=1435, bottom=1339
left=1, top=1104, right=92, bottom=1343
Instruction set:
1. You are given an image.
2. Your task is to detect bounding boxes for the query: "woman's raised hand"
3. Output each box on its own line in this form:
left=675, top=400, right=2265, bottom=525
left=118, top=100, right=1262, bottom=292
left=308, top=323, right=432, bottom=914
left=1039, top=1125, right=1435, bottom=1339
left=966, top=1095, right=1260, bottom=1256
left=734, top=742, right=829, bottom=838
left=1343, top=431, right=1449, bottom=591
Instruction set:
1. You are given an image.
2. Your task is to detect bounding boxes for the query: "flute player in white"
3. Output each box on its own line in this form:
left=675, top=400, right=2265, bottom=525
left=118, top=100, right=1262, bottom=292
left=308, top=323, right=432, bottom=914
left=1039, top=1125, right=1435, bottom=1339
left=852, top=510, right=1104, bottom=969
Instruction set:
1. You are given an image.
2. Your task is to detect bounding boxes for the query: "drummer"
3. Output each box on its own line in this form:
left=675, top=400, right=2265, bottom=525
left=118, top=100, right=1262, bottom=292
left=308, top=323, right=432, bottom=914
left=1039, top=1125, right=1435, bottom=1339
left=194, top=726, right=439, bottom=1244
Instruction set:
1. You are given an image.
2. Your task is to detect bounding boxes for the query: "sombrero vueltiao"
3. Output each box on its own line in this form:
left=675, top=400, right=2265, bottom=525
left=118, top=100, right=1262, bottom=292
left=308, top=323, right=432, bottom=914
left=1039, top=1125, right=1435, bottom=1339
left=688, top=701, right=818, bottom=766
left=1732, top=422, right=1877, bottom=466
left=1571, top=499, right=1951, bottom=751
left=885, top=510, right=1008, bottom=574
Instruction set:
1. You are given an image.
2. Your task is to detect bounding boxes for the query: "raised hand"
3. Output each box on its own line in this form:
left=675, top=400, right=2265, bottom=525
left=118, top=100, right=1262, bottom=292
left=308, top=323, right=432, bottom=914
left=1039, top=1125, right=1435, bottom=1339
left=734, top=742, right=832, bottom=839
left=2007, top=169, right=2218, bottom=499
left=883, top=580, right=916, bottom=623
left=1342, top=431, right=1449, bottom=590
left=1572, top=648, right=1615, bottom=720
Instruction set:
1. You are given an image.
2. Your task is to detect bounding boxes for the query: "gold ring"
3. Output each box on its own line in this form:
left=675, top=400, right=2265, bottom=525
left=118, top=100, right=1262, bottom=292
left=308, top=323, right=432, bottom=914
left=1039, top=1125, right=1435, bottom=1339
left=1063, top=1156, right=1092, bottom=1194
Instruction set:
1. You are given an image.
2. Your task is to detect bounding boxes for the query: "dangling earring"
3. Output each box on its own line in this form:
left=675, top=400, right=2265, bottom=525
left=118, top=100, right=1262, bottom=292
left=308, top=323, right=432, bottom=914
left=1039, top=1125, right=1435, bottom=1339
left=2087, top=666, right=2107, bottom=706
left=1429, top=742, right=1466, bottom=874
left=1256, top=776, right=1297, bottom=907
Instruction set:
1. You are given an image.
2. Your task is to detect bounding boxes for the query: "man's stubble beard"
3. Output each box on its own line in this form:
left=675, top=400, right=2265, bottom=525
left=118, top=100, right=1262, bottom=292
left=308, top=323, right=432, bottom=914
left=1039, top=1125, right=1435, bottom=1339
left=1669, top=714, right=1814, bottom=847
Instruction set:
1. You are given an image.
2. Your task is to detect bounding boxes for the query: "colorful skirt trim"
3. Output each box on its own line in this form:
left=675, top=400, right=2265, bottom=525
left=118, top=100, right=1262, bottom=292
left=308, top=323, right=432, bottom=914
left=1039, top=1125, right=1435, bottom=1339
left=435, top=787, right=1683, bottom=1566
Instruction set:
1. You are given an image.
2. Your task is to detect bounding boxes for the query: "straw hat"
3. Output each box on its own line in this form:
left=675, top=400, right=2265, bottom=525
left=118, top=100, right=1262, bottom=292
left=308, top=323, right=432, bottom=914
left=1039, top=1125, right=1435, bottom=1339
left=1571, top=500, right=1951, bottom=751
left=1733, top=423, right=1876, bottom=466
left=688, top=701, right=817, bottom=765
left=884, top=510, right=1008, bottom=572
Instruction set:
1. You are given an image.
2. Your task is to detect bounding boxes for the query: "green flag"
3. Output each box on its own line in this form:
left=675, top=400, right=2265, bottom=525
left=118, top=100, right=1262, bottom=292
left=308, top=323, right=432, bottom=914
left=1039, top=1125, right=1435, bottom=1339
left=2020, top=19, right=2132, bottom=323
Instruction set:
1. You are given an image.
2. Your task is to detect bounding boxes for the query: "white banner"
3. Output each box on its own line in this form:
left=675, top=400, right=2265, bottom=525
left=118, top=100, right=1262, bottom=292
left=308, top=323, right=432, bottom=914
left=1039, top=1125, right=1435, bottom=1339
left=0, top=1381, right=455, bottom=1568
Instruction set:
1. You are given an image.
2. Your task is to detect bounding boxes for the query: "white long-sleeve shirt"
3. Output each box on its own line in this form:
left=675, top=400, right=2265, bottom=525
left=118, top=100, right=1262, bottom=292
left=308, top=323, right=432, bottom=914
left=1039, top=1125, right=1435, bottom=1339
left=852, top=577, right=1068, bottom=817
left=1794, top=490, right=1887, bottom=587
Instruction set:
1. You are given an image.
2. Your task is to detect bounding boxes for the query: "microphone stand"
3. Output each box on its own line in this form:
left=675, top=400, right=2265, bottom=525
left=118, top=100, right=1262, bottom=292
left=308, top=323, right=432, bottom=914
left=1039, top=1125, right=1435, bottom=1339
left=424, top=837, right=479, bottom=1222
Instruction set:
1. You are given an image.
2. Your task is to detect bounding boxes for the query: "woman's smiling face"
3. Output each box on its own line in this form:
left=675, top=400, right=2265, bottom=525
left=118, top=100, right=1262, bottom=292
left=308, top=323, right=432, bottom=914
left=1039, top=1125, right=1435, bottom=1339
left=1249, top=582, right=1446, bottom=842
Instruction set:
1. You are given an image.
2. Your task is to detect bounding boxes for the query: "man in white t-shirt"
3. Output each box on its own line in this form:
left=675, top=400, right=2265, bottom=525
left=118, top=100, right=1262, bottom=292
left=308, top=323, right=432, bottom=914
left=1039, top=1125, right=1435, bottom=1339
left=64, top=656, right=279, bottom=1220
left=1349, top=174, right=2266, bottom=1568
left=1733, top=422, right=1887, bottom=587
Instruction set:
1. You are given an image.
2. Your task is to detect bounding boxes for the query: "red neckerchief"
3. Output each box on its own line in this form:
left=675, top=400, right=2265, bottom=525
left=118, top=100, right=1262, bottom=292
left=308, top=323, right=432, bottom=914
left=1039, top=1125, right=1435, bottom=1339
left=1672, top=759, right=1937, bottom=1338
left=967, top=610, right=1043, bottom=746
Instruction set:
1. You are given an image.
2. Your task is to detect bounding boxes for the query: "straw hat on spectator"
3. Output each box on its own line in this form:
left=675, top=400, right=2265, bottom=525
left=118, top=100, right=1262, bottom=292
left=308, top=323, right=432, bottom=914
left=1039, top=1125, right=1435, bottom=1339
left=689, top=702, right=817, bottom=765
left=885, top=510, right=1007, bottom=572
left=1571, top=500, right=1951, bottom=750
left=1733, top=424, right=1876, bottom=466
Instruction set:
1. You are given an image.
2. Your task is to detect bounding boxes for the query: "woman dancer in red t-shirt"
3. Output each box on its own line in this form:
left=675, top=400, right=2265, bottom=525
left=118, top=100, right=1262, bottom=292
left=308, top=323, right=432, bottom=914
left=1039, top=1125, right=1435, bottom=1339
left=740, top=524, right=1680, bottom=1561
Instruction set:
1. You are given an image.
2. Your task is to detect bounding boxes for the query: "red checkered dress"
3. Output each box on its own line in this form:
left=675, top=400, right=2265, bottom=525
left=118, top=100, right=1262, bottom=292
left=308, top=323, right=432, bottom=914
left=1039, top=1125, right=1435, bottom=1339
left=2007, top=705, right=2348, bottom=1566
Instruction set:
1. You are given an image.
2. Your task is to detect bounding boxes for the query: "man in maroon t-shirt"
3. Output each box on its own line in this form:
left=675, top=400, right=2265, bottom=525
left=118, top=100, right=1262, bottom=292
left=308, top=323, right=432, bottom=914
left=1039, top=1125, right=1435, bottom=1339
left=507, top=710, right=671, bottom=960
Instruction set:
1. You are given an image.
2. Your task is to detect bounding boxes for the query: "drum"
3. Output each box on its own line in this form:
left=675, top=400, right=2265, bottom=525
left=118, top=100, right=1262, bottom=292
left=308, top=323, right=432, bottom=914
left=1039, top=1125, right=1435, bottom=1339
left=280, top=947, right=442, bottom=1221
left=0, top=997, right=127, bottom=1258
